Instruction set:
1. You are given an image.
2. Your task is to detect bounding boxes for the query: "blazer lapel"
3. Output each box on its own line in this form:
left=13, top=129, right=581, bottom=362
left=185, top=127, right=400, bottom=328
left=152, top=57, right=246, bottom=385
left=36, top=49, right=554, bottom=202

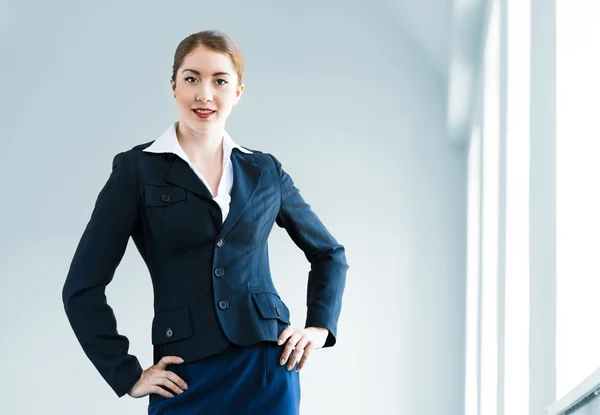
left=162, top=150, right=263, bottom=238
left=164, top=155, right=214, bottom=202
left=218, top=149, right=263, bottom=239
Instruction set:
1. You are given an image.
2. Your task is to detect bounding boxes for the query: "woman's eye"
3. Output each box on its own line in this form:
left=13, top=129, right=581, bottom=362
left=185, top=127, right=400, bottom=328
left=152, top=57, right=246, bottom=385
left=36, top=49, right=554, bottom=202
left=184, top=77, right=226, bottom=85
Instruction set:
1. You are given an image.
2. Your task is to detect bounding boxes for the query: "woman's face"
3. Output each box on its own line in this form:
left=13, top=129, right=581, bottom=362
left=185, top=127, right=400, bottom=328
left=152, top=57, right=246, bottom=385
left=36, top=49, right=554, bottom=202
left=171, top=45, right=243, bottom=134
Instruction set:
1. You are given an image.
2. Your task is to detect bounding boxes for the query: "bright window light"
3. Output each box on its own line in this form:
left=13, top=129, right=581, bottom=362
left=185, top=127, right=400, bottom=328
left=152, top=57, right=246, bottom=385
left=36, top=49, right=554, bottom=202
left=480, top=1, right=501, bottom=414
left=504, top=0, right=531, bottom=413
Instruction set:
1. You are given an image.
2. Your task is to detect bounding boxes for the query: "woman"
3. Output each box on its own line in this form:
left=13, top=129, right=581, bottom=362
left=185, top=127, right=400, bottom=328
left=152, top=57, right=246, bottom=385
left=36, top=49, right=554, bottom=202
left=62, top=30, right=348, bottom=415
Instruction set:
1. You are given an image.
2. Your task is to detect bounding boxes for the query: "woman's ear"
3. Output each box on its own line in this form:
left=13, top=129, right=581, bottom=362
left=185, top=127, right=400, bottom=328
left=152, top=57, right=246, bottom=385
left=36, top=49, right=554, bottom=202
left=234, top=83, right=245, bottom=106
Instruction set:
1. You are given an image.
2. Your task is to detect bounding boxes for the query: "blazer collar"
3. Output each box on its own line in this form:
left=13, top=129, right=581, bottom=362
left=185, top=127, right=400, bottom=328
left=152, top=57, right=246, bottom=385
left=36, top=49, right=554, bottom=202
left=143, top=122, right=253, bottom=156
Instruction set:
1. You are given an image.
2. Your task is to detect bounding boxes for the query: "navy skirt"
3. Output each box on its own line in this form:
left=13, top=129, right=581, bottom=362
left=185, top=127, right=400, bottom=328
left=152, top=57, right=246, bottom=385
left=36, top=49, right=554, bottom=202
left=147, top=341, right=301, bottom=415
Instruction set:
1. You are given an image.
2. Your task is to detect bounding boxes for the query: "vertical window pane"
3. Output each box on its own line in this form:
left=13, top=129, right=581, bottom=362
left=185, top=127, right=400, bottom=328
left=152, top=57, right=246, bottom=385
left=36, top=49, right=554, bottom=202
left=504, top=0, right=531, bottom=412
left=481, top=1, right=501, bottom=414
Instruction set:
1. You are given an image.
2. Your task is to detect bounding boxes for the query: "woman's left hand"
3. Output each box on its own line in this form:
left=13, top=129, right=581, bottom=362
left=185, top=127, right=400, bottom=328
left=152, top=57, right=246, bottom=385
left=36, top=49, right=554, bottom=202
left=277, top=326, right=329, bottom=371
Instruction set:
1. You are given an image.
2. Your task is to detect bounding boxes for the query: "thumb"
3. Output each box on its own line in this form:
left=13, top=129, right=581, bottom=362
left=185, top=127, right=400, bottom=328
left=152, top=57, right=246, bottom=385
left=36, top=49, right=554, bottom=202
left=155, top=355, right=184, bottom=370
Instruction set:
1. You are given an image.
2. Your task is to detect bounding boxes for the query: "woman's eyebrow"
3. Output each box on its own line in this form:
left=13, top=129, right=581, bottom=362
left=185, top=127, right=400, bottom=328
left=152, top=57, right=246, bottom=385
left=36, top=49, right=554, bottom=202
left=183, top=69, right=231, bottom=76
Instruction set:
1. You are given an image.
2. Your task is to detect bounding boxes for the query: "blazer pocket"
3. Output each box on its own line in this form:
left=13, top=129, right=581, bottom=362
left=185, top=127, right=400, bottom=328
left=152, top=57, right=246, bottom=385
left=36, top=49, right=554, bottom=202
left=151, top=306, right=193, bottom=345
left=144, top=184, right=187, bottom=207
left=252, top=291, right=291, bottom=325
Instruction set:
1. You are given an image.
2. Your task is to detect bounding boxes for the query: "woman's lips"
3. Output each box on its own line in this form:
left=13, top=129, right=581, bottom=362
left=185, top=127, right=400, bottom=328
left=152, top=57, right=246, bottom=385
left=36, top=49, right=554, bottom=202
left=192, top=109, right=215, bottom=119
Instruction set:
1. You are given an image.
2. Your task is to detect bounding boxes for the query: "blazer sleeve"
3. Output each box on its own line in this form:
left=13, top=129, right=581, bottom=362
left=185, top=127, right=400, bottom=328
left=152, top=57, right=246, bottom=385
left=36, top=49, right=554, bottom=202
left=268, top=153, right=349, bottom=348
left=62, top=151, right=143, bottom=398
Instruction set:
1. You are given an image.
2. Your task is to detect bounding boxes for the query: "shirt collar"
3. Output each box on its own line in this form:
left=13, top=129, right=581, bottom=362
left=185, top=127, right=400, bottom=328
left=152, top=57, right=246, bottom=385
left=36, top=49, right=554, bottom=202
left=143, top=122, right=253, bottom=156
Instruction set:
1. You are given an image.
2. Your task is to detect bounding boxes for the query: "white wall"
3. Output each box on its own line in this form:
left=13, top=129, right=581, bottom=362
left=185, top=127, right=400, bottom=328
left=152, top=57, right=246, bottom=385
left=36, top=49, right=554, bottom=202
left=0, top=1, right=467, bottom=413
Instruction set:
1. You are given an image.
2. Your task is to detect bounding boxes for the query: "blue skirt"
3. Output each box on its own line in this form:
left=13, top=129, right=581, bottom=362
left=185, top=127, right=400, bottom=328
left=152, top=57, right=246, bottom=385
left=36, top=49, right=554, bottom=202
left=147, top=341, right=301, bottom=415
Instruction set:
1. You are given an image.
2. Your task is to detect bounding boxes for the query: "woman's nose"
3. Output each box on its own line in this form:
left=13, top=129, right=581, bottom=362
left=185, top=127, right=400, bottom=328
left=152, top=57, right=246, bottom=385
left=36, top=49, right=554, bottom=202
left=195, top=84, right=214, bottom=102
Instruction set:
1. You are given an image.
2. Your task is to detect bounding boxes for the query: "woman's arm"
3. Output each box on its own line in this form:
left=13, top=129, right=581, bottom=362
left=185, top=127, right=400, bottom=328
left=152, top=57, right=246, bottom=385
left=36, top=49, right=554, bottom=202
left=268, top=153, right=349, bottom=348
left=62, top=151, right=143, bottom=398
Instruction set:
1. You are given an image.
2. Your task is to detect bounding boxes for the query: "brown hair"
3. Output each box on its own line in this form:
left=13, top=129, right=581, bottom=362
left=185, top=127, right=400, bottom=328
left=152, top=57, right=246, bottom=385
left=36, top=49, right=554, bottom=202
left=171, top=30, right=244, bottom=87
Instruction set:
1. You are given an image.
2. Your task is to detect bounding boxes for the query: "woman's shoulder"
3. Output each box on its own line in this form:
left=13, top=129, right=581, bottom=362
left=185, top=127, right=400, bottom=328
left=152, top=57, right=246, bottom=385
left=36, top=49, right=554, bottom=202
left=233, top=146, right=281, bottom=167
left=111, top=141, right=157, bottom=161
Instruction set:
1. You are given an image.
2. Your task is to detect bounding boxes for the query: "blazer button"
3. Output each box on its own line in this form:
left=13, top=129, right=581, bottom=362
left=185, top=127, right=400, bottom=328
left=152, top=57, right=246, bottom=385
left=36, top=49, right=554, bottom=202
left=218, top=300, right=229, bottom=310
left=161, top=194, right=171, bottom=203
left=165, top=328, right=174, bottom=338
left=214, top=267, right=224, bottom=278
left=216, top=238, right=224, bottom=248
left=275, top=306, right=281, bottom=317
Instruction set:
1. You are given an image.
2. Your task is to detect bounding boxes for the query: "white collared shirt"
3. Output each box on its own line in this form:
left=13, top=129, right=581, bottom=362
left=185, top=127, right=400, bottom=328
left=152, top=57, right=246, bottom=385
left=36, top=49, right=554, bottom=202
left=143, top=122, right=253, bottom=224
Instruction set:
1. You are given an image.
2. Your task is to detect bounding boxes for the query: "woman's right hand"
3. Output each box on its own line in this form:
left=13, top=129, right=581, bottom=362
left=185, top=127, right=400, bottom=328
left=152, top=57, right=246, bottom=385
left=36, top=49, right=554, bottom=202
left=127, top=356, right=188, bottom=399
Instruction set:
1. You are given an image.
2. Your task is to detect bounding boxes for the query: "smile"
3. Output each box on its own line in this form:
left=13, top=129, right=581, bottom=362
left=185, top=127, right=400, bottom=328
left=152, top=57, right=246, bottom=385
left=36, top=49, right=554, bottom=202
left=192, top=109, right=216, bottom=119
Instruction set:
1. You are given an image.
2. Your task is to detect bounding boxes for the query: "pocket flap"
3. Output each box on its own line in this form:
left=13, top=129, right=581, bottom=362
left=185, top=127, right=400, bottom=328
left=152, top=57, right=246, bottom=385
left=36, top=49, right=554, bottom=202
left=252, top=292, right=291, bottom=324
left=151, top=306, right=193, bottom=345
left=144, top=184, right=187, bottom=207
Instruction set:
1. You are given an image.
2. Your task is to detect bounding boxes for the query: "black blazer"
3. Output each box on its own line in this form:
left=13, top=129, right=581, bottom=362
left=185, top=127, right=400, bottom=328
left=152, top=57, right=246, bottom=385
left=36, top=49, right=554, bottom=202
left=62, top=141, right=349, bottom=398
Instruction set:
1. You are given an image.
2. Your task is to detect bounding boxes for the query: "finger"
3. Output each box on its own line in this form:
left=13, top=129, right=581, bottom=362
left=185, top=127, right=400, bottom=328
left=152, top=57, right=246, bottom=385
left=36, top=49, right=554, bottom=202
left=288, top=338, right=309, bottom=371
left=151, top=385, right=175, bottom=399
left=156, top=356, right=184, bottom=370
left=163, top=370, right=188, bottom=391
left=279, top=331, right=302, bottom=365
left=296, top=343, right=315, bottom=371
left=155, top=376, right=185, bottom=395
left=277, top=325, right=295, bottom=345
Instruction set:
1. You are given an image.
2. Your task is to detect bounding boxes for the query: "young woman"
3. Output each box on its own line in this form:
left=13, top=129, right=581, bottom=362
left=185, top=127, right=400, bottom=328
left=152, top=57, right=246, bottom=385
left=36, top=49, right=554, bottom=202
left=62, top=30, right=349, bottom=415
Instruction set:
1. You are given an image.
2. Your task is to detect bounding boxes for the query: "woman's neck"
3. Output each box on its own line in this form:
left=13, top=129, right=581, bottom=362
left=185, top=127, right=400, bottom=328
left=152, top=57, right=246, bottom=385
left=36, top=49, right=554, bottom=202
left=175, top=121, right=224, bottom=165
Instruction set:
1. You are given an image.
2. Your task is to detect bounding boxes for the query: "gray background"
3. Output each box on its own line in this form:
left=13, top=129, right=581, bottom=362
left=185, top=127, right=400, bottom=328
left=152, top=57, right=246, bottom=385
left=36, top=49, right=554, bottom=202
left=0, top=1, right=469, bottom=413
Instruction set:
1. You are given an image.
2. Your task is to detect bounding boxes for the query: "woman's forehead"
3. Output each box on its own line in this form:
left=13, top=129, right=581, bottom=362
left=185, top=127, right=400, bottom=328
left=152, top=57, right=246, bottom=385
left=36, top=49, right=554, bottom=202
left=181, top=47, right=234, bottom=71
